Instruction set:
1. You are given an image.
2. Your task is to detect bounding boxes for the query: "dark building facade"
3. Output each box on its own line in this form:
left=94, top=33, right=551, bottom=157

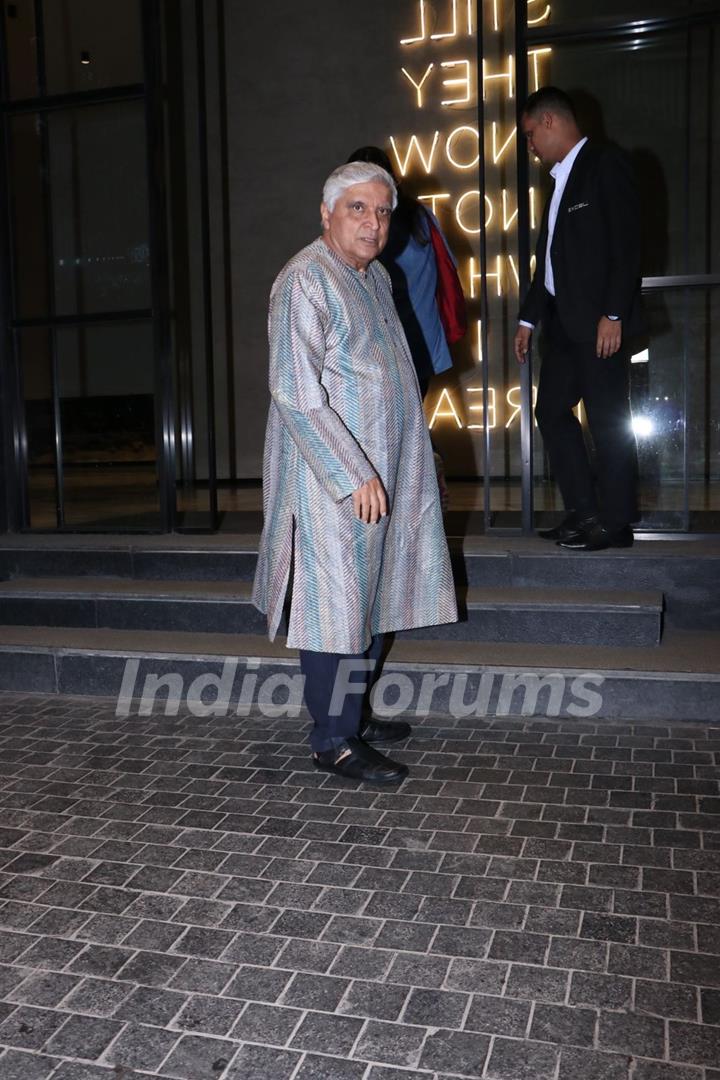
left=0, top=0, right=718, bottom=533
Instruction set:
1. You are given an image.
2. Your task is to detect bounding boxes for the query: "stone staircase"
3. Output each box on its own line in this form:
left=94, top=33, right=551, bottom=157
left=0, top=533, right=717, bottom=721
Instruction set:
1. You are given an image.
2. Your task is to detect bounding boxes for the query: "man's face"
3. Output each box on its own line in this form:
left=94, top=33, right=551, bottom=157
left=320, top=181, right=393, bottom=271
left=521, top=110, right=558, bottom=167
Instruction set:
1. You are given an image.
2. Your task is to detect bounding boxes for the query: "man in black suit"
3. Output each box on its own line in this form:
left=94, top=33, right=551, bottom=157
left=514, top=87, right=643, bottom=551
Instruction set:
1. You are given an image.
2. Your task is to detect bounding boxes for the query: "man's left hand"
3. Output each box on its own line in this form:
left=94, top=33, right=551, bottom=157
left=352, top=477, right=388, bottom=524
left=596, top=316, right=622, bottom=359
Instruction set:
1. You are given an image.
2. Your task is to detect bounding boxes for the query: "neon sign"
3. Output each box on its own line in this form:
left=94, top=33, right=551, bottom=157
left=392, top=2, right=552, bottom=435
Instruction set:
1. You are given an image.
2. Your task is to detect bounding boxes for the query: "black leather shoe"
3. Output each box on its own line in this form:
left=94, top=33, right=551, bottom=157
left=558, top=523, right=634, bottom=551
left=537, top=512, right=580, bottom=541
left=359, top=716, right=412, bottom=744
left=538, top=513, right=597, bottom=542
left=313, top=737, right=408, bottom=783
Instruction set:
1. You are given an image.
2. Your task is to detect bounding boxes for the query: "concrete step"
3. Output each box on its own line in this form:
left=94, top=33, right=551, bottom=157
left=0, top=533, right=716, bottom=628
left=456, top=537, right=720, bottom=631
left=0, top=625, right=716, bottom=722
left=0, top=578, right=664, bottom=647
left=0, top=537, right=259, bottom=584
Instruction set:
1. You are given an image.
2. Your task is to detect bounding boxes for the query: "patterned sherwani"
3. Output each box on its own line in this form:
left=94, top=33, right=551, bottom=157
left=252, top=237, right=457, bottom=653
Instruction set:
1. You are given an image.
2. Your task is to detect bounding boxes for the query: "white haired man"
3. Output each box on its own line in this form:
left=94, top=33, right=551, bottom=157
left=252, top=162, right=457, bottom=783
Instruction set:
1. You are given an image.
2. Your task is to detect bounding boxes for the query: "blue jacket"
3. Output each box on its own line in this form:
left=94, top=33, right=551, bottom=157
left=379, top=208, right=454, bottom=381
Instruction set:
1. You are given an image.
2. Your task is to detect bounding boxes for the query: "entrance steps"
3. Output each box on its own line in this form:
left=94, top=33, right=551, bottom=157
left=0, top=577, right=663, bottom=648
left=0, top=534, right=717, bottom=721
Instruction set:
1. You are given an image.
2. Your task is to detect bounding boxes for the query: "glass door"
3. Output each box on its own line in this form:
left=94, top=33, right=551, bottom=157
left=516, top=1, right=720, bottom=533
left=0, top=0, right=174, bottom=530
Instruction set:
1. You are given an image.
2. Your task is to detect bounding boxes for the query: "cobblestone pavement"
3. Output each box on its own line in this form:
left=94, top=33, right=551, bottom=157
left=0, top=693, right=717, bottom=1079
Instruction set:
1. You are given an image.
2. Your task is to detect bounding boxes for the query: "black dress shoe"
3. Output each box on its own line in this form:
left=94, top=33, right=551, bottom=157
left=538, top=513, right=597, bottom=542
left=537, top=512, right=580, bottom=541
left=558, top=523, right=634, bottom=551
left=313, top=737, right=408, bottom=783
left=359, top=716, right=412, bottom=744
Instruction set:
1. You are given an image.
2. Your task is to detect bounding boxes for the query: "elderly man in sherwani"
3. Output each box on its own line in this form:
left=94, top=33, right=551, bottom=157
left=253, top=161, right=457, bottom=784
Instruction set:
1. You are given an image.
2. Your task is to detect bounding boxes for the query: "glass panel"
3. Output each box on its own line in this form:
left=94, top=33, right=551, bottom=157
left=3, top=0, right=38, bottom=99
left=19, top=327, right=57, bottom=528
left=11, top=102, right=151, bottom=318
left=532, top=287, right=720, bottom=532
left=532, top=0, right=717, bottom=29
left=634, top=287, right=719, bottom=529
left=688, top=23, right=719, bottom=276
left=688, top=287, right=720, bottom=529
left=525, top=29, right=714, bottom=278
left=8, top=114, right=50, bottom=319
left=43, top=0, right=143, bottom=95
left=48, top=101, right=151, bottom=315
left=528, top=21, right=719, bottom=532
left=57, top=322, right=160, bottom=528
left=631, top=293, right=686, bottom=530
left=2, top=0, right=142, bottom=100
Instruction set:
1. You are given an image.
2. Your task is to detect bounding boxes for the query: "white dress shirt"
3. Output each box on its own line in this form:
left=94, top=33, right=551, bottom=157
left=519, top=136, right=590, bottom=330
left=545, top=136, right=587, bottom=296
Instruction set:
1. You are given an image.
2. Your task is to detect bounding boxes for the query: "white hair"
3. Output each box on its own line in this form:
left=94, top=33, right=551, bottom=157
left=322, top=161, right=397, bottom=212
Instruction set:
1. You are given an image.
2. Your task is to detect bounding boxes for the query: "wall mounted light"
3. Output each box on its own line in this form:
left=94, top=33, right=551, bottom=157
left=80, top=51, right=91, bottom=65
left=632, top=416, right=654, bottom=438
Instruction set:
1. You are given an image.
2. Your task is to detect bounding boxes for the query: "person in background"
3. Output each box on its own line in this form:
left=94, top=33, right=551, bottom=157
left=252, top=161, right=457, bottom=784
left=347, top=145, right=455, bottom=399
left=514, top=87, right=643, bottom=551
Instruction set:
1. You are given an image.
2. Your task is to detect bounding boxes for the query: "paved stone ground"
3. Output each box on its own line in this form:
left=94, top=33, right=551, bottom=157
left=0, top=693, right=717, bottom=1079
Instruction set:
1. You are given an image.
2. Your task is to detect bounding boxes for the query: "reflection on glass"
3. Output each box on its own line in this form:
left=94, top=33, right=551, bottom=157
left=528, top=13, right=719, bottom=530
left=636, top=287, right=719, bottom=526
left=533, top=287, right=719, bottom=529
left=10, top=102, right=151, bottom=318
left=56, top=322, right=160, bottom=528
left=539, top=0, right=716, bottom=26
left=527, top=31, right=709, bottom=278
left=48, top=102, right=151, bottom=315
left=56, top=322, right=155, bottom=464
left=3, top=0, right=143, bottom=101
left=687, top=23, right=719, bottom=276
left=19, top=328, right=57, bottom=528
left=630, top=297, right=685, bottom=526
left=9, top=115, right=50, bottom=319
left=3, top=0, right=38, bottom=99
left=43, top=0, right=142, bottom=95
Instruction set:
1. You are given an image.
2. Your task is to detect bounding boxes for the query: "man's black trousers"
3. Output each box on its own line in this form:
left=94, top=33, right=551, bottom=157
left=299, top=635, right=384, bottom=753
left=535, top=301, right=639, bottom=529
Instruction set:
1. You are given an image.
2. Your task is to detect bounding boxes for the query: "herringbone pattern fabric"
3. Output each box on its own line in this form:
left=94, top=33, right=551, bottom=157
left=252, top=238, right=457, bottom=653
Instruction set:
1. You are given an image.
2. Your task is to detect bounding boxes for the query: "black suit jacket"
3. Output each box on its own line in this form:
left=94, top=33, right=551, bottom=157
left=519, top=141, right=644, bottom=342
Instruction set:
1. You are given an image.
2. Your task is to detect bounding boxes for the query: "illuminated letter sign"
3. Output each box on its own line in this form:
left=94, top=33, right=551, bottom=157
left=394, top=2, right=555, bottom=459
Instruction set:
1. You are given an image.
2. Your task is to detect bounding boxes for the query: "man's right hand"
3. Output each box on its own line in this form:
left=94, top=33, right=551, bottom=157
left=514, top=324, right=532, bottom=364
left=352, top=477, right=388, bottom=524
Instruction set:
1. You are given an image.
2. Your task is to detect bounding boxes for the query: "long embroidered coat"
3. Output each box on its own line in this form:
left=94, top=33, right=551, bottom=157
left=252, top=237, right=457, bottom=653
